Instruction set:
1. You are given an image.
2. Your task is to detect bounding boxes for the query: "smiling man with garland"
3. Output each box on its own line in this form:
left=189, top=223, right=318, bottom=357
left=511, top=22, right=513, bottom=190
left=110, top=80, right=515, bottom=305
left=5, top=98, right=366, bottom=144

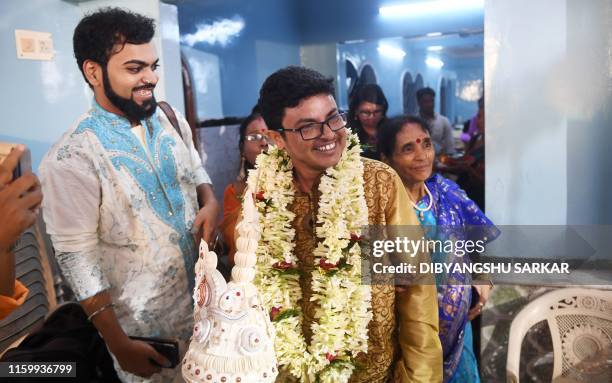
left=248, top=66, right=442, bottom=383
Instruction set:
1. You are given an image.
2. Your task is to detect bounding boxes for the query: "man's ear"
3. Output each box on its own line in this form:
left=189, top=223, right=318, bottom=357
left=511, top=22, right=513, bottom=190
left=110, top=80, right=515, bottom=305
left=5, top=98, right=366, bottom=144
left=83, top=59, right=102, bottom=87
left=267, top=130, right=286, bottom=149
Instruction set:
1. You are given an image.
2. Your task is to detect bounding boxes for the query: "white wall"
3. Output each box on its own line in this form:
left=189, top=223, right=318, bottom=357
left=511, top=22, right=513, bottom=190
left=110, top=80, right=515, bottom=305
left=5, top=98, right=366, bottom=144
left=159, top=1, right=185, bottom=116
left=300, top=43, right=339, bottom=90
left=486, top=0, right=612, bottom=225
left=565, top=0, right=612, bottom=225
left=485, top=0, right=568, bottom=224
left=181, top=46, right=223, bottom=120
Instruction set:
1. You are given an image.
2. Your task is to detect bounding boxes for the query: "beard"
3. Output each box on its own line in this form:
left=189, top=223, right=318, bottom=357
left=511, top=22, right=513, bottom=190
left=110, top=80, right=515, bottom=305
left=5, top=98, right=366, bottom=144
left=102, top=66, right=157, bottom=121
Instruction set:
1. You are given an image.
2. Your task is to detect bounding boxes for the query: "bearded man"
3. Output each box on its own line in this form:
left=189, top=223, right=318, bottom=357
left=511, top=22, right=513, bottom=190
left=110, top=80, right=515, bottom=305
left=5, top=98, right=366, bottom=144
left=39, top=8, right=219, bottom=382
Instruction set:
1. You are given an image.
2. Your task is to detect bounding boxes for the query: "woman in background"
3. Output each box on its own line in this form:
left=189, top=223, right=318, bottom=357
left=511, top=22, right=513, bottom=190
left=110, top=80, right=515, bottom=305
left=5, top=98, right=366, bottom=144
left=443, top=96, right=485, bottom=210
left=219, top=107, right=269, bottom=266
left=378, top=115, right=499, bottom=383
left=348, top=84, right=388, bottom=159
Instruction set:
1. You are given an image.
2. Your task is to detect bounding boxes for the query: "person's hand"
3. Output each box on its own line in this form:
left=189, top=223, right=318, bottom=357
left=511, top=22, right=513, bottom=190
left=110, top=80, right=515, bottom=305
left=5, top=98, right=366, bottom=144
left=0, top=144, right=25, bottom=185
left=0, top=145, right=42, bottom=253
left=193, top=198, right=220, bottom=245
left=468, top=283, right=493, bottom=320
left=108, top=337, right=170, bottom=378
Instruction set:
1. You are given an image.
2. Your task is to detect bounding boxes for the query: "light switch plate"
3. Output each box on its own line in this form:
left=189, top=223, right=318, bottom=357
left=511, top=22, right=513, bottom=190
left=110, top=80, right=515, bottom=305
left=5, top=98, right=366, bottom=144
left=15, top=29, right=54, bottom=60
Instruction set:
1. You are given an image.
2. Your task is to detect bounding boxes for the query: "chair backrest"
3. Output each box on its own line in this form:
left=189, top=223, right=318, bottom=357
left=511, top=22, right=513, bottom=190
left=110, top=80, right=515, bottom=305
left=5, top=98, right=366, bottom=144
left=0, top=216, right=58, bottom=354
left=506, top=287, right=612, bottom=383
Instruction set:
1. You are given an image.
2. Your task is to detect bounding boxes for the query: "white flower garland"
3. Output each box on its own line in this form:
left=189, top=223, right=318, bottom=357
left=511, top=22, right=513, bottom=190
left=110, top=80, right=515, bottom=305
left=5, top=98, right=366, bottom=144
left=247, top=132, right=372, bottom=382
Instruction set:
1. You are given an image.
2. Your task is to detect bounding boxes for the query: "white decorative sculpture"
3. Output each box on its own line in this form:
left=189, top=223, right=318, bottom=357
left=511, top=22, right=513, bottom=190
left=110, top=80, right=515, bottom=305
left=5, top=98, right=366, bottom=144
left=182, top=190, right=278, bottom=383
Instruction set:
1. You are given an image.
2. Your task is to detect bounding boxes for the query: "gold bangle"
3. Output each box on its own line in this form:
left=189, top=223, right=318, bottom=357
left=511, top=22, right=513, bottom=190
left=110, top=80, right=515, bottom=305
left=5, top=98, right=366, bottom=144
left=87, top=302, right=115, bottom=322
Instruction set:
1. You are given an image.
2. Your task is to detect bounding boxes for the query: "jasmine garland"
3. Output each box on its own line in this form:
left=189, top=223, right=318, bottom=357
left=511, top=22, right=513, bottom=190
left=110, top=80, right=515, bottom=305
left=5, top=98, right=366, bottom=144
left=246, top=132, right=372, bottom=383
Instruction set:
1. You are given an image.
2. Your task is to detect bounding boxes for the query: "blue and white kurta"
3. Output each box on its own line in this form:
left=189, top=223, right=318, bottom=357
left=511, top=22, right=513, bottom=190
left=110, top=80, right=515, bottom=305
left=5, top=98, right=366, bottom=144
left=39, top=102, right=210, bottom=382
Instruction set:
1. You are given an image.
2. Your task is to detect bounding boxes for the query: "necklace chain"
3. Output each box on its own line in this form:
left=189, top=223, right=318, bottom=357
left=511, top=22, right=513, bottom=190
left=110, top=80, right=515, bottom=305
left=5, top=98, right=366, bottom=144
left=408, top=184, right=433, bottom=213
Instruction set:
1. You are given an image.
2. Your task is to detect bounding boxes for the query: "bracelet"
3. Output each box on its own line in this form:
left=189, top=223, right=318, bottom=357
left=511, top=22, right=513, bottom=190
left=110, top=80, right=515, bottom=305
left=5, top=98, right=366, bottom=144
left=87, top=302, right=115, bottom=322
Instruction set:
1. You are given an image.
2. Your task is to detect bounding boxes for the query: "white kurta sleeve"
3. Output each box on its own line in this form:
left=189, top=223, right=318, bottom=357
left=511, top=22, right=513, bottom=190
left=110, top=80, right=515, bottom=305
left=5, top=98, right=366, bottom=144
left=174, top=107, right=212, bottom=186
left=39, top=154, right=110, bottom=301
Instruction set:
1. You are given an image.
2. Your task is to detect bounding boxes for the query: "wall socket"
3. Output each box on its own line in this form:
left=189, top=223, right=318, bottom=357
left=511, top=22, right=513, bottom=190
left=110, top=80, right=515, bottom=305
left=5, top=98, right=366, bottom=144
left=15, top=29, right=54, bottom=61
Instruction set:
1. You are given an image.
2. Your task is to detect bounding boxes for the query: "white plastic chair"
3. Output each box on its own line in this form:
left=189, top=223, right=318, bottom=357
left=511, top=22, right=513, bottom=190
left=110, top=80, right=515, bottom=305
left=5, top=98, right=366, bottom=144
left=506, top=287, right=612, bottom=383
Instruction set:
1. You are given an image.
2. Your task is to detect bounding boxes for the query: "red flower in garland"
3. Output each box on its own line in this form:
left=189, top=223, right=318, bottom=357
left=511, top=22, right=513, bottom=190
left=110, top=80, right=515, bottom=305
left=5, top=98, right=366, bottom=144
left=350, top=233, right=364, bottom=241
left=255, top=191, right=265, bottom=201
left=272, top=261, right=294, bottom=270
left=325, top=352, right=337, bottom=362
left=319, top=258, right=339, bottom=271
left=270, top=307, right=281, bottom=321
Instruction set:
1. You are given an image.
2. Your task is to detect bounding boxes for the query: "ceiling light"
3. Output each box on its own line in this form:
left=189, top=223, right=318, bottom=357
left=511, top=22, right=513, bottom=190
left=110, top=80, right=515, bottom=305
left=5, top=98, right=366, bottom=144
left=427, top=32, right=443, bottom=37
left=377, top=44, right=406, bottom=59
left=380, top=0, right=485, bottom=17
left=426, top=57, right=444, bottom=68
left=427, top=45, right=444, bottom=51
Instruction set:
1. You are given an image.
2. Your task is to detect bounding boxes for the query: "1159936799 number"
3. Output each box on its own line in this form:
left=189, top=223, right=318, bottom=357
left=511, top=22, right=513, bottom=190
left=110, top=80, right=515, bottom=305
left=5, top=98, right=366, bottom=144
left=0, top=362, right=76, bottom=378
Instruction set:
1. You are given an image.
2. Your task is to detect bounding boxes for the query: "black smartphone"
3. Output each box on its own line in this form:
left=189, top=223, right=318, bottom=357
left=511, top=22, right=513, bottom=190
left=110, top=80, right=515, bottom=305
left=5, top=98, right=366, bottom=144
left=129, top=336, right=180, bottom=368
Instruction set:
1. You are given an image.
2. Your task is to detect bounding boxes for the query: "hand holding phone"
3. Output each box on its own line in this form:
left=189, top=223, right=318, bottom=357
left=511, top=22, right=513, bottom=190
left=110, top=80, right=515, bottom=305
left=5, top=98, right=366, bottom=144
left=0, top=144, right=41, bottom=254
left=107, top=337, right=173, bottom=379
left=0, top=143, right=31, bottom=185
left=129, top=336, right=179, bottom=369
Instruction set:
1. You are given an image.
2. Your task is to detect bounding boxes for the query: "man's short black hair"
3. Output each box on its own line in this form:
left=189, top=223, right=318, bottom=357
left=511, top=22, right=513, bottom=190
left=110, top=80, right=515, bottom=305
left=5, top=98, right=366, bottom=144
left=258, top=66, right=335, bottom=132
left=73, top=7, right=155, bottom=86
left=416, top=87, right=436, bottom=102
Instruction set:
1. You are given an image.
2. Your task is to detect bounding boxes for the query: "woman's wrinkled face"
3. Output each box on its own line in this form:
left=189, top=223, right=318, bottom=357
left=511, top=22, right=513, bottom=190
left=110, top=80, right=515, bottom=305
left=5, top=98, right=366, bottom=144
left=242, top=117, right=269, bottom=165
left=386, top=123, right=434, bottom=185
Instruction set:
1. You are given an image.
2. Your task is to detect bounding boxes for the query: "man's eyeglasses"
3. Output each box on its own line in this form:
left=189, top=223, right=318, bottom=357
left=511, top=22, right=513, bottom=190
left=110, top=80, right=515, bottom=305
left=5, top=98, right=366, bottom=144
left=277, top=112, right=348, bottom=141
left=358, top=109, right=384, bottom=118
left=245, top=133, right=270, bottom=143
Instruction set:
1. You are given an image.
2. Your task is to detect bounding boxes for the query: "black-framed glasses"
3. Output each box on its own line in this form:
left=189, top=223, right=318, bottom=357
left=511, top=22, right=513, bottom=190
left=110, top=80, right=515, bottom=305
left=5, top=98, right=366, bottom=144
left=357, top=109, right=384, bottom=118
left=245, top=133, right=270, bottom=143
left=277, top=112, right=348, bottom=141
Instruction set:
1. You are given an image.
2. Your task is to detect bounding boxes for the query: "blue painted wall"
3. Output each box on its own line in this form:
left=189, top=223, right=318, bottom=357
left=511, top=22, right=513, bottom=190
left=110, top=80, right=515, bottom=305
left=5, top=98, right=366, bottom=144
left=177, top=0, right=302, bottom=117
left=0, top=0, right=88, bottom=169
left=177, top=0, right=484, bottom=119
left=336, top=37, right=483, bottom=124
left=0, top=0, right=185, bottom=170
left=297, top=0, right=484, bottom=44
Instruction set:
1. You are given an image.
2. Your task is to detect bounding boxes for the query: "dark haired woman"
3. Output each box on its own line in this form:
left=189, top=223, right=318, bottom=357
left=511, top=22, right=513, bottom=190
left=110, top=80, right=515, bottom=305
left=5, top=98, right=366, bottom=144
left=348, top=84, right=388, bottom=159
left=219, top=108, right=269, bottom=265
left=378, top=115, right=499, bottom=383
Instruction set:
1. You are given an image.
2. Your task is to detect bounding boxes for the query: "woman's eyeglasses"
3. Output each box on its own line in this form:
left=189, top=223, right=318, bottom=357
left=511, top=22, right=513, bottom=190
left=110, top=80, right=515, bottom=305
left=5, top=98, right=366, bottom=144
left=357, top=109, right=384, bottom=118
left=245, top=133, right=270, bottom=142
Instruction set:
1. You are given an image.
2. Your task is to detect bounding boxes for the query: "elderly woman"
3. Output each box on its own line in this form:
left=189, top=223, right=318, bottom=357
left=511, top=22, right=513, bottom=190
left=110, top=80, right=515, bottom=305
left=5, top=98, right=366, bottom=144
left=219, top=107, right=269, bottom=266
left=378, top=115, right=499, bottom=383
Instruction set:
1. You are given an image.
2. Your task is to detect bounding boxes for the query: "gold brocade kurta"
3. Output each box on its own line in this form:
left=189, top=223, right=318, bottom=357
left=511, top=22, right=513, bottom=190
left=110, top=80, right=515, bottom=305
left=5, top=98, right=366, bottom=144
left=276, top=158, right=442, bottom=383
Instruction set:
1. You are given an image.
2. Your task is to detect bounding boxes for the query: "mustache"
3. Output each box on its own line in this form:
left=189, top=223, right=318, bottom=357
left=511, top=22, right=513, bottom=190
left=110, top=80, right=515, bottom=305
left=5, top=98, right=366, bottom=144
left=133, top=84, right=155, bottom=92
